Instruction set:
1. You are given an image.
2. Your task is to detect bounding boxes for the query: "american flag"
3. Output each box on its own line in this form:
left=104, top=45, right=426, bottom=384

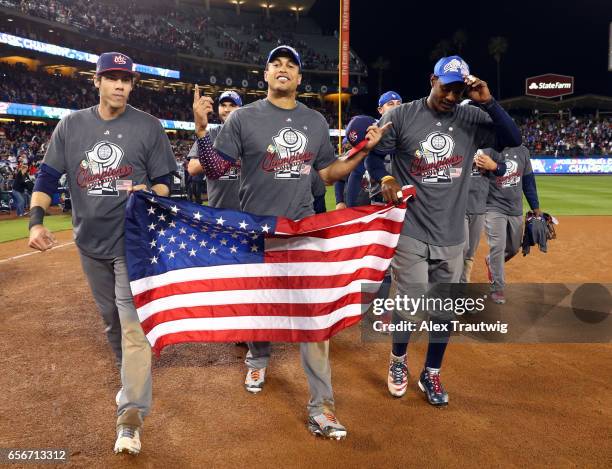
left=125, top=188, right=415, bottom=354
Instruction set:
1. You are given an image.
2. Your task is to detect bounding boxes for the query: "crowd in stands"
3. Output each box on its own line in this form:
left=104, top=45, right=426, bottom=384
left=517, top=116, right=612, bottom=156
left=2, top=0, right=365, bottom=73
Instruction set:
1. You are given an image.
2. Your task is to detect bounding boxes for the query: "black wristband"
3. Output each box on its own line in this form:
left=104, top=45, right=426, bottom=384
left=28, top=206, right=45, bottom=230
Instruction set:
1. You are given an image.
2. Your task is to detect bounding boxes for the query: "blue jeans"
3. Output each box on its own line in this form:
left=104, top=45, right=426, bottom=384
left=12, top=190, right=25, bottom=216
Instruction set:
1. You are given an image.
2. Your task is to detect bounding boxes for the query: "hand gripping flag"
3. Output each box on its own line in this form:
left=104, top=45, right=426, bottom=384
left=125, top=187, right=415, bottom=354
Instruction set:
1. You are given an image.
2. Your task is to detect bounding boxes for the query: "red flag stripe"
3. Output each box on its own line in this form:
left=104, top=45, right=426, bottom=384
left=269, top=217, right=403, bottom=240
left=274, top=202, right=409, bottom=235
left=148, top=315, right=363, bottom=354
left=139, top=291, right=374, bottom=334
left=133, top=266, right=386, bottom=308
left=264, top=243, right=395, bottom=263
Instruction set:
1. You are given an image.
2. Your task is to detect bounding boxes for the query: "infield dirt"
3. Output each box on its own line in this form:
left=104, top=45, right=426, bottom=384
left=1, top=216, right=610, bottom=467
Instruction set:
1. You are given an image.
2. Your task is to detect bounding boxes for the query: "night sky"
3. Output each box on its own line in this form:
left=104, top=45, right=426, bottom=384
left=310, top=0, right=611, bottom=111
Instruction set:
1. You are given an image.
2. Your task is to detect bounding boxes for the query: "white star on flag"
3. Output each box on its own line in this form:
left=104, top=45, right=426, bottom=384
left=230, top=245, right=238, bottom=253
left=149, top=239, right=156, bottom=248
left=199, top=240, right=208, bottom=247
left=158, top=229, right=166, bottom=236
left=158, top=245, right=166, bottom=252
left=147, top=206, right=155, bottom=215
left=239, top=221, right=248, bottom=229
left=170, top=205, right=179, bottom=214
left=216, top=216, right=226, bottom=226
left=209, top=246, right=217, bottom=255
left=251, top=245, right=259, bottom=252
left=150, top=256, right=158, bottom=264
left=194, top=212, right=202, bottom=220
left=168, top=250, right=176, bottom=259
left=189, top=249, right=197, bottom=257
left=158, top=214, right=166, bottom=221
left=169, top=221, right=176, bottom=228
left=179, top=242, right=187, bottom=249
left=220, top=238, right=228, bottom=245
left=147, top=223, right=156, bottom=231
left=179, top=227, right=186, bottom=234
left=261, top=224, right=271, bottom=233
left=189, top=233, right=197, bottom=241
left=168, top=235, right=176, bottom=243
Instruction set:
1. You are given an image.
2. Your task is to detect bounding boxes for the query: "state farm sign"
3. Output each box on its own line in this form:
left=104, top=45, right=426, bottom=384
left=525, top=74, right=574, bottom=98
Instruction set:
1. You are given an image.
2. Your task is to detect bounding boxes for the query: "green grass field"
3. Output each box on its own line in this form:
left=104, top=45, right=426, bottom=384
left=1, top=176, right=610, bottom=244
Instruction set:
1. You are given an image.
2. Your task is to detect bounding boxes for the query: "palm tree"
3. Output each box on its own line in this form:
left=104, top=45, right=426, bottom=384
left=452, top=30, right=467, bottom=54
left=429, top=39, right=451, bottom=62
left=488, top=36, right=508, bottom=99
left=371, top=56, right=390, bottom=97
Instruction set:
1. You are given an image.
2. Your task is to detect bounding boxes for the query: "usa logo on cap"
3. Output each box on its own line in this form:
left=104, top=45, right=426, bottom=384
left=113, top=55, right=127, bottom=65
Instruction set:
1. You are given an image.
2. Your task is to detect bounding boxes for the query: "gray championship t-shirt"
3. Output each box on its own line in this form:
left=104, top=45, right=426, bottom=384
left=213, top=99, right=336, bottom=220
left=466, top=148, right=495, bottom=215
left=188, top=124, right=241, bottom=210
left=486, top=145, right=533, bottom=216
left=43, top=105, right=176, bottom=258
left=375, top=98, right=497, bottom=246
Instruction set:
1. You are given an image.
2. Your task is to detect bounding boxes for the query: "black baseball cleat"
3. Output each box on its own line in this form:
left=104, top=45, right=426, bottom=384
left=418, top=368, right=449, bottom=406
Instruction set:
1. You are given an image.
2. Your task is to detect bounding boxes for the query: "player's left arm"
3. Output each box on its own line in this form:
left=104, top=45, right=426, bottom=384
left=317, top=123, right=392, bottom=185
left=521, top=149, right=541, bottom=216
left=465, top=75, right=521, bottom=148
left=134, top=120, right=178, bottom=196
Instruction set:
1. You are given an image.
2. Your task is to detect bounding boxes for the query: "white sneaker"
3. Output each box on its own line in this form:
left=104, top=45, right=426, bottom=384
left=308, top=412, right=347, bottom=440
left=244, top=367, right=266, bottom=393
left=115, top=387, right=123, bottom=406
left=387, top=354, right=408, bottom=397
left=114, top=425, right=141, bottom=455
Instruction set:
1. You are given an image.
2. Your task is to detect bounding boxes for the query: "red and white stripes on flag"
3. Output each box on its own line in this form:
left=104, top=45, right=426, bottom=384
left=129, top=187, right=414, bottom=354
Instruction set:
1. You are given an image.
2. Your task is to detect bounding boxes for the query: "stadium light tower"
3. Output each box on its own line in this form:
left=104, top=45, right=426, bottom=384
left=290, top=5, right=304, bottom=23
left=261, top=2, right=274, bottom=19
left=231, top=0, right=245, bottom=15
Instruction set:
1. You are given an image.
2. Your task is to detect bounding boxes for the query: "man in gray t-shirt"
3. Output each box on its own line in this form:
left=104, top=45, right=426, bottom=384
left=27, top=52, right=176, bottom=456
left=193, top=45, right=389, bottom=440
left=188, top=90, right=242, bottom=210
left=461, top=147, right=496, bottom=283
left=366, top=56, right=521, bottom=407
left=484, top=145, right=542, bottom=304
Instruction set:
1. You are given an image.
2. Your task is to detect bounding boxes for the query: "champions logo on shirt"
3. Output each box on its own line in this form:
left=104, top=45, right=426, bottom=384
left=496, top=159, right=521, bottom=188
left=411, top=132, right=464, bottom=184
left=77, top=140, right=133, bottom=196
left=262, top=127, right=314, bottom=179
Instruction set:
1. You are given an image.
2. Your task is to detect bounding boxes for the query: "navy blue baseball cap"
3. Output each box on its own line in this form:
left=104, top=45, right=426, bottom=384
left=219, top=90, right=242, bottom=107
left=378, top=91, right=402, bottom=107
left=433, top=55, right=470, bottom=84
left=96, top=52, right=138, bottom=76
left=345, top=115, right=377, bottom=158
left=266, top=45, right=302, bottom=70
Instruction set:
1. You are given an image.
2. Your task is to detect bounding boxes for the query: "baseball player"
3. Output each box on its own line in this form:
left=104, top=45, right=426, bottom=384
left=187, top=90, right=242, bottom=210
left=461, top=145, right=508, bottom=283
left=335, top=91, right=402, bottom=209
left=481, top=145, right=542, bottom=304
left=366, top=56, right=521, bottom=405
left=193, top=45, right=390, bottom=439
left=27, top=52, right=177, bottom=456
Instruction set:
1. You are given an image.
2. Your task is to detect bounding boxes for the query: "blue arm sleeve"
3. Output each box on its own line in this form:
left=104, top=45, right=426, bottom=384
left=493, top=161, right=507, bottom=177
left=346, top=160, right=366, bottom=207
left=481, top=99, right=522, bottom=148
left=522, top=173, right=540, bottom=210
left=151, top=173, right=172, bottom=189
left=334, top=180, right=345, bottom=204
left=33, top=163, right=62, bottom=196
left=365, top=150, right=389, bottom=182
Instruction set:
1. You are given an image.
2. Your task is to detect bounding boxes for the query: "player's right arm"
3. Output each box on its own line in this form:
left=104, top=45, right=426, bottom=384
left=366, top=108, right=402, bottom=203
left=193, top=85, right=236, bottom=179
left=28, top=118, right=67, bottom=251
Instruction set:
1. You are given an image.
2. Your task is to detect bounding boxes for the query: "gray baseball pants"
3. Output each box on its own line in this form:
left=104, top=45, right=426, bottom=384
left=79, top=251, right=152, bottom=424
left=484, top=211, right=523, bottom=292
